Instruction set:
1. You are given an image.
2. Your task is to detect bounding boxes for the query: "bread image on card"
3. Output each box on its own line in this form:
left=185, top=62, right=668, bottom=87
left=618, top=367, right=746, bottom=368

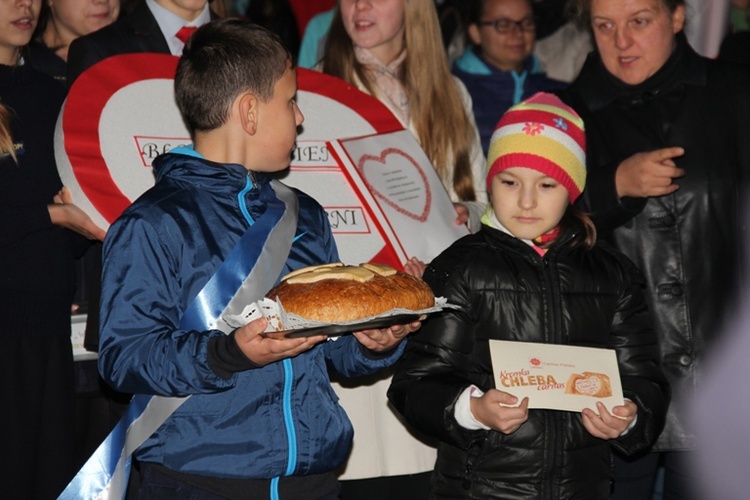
left=564, top=372, right=613, bottom=398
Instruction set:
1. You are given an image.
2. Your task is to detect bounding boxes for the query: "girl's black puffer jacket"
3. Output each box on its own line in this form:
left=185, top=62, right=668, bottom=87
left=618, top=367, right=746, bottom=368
left=388, top=225, right=669, bottom=500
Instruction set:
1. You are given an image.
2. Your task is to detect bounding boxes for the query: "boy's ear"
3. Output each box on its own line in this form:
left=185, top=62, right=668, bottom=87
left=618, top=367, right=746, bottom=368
left=239, top=92, right=259, bottom=135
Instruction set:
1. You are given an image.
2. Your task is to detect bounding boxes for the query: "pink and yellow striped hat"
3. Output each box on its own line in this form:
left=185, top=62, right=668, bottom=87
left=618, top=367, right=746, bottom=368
left=486, top=92, right=586, bottom=202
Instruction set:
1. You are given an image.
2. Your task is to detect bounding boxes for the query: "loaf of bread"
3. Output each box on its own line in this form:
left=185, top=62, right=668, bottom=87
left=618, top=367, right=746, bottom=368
left=266, top=262, right=434, bottom=323
left=564, top=372, right=613, bottom=398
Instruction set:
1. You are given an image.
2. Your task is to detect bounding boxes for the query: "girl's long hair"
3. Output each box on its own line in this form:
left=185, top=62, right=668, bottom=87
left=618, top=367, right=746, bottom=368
left=322, top=0, right=477, bottom=201
left=0, top=104, right=16, bottom=163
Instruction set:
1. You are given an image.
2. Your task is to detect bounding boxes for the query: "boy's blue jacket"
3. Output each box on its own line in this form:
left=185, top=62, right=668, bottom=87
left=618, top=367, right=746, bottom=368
left=99, top=152, right=405, bottom=478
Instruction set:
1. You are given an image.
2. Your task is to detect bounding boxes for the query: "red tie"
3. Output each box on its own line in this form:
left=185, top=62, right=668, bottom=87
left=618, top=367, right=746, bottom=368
left=176, top=26, right=197, bottom=44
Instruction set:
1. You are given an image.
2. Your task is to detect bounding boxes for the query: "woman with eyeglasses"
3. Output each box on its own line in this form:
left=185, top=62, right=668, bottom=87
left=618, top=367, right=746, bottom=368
left=452, top=0, right=565, bottom=156
left=559, top=0, right=750, bottom=498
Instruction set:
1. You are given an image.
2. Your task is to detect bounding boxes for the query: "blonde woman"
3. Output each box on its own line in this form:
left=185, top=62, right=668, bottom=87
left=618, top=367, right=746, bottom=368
left=318, top=1, right=485, bottom=498
left=322, top=0, right=486, bottom=233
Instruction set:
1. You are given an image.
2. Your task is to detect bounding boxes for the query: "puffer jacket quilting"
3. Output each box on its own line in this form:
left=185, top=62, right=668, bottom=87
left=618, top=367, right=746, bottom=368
left=389, top=225, right=669, bottom=499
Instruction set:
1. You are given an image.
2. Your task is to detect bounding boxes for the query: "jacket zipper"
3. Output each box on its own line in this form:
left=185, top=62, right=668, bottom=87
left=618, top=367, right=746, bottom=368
left=237, top=172, right=255, bottom=225
left=542, top=255, right=563, bottom=499
left=238, top=174, right=299, bottom=499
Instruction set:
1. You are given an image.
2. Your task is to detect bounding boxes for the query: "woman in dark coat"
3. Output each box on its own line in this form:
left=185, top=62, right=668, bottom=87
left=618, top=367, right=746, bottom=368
left=559, top=0, right=750, bottom=498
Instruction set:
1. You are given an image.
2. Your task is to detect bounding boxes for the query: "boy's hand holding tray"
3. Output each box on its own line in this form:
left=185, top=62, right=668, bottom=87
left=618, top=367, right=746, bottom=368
left=489, top=340, right=625, bottom=414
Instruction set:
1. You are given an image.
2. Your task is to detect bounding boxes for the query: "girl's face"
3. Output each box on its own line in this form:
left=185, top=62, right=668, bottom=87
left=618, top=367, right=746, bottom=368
left=590, top=0, right=685, bottom=85
left=468, top=0, right=535, bottom=72
left=0, top=0, right=40, bottom=64
left=491, top=167, right=569, bottom=241
left=340, top=0, right=406, bottom=64
left=48, top=0, right=119, bottom=41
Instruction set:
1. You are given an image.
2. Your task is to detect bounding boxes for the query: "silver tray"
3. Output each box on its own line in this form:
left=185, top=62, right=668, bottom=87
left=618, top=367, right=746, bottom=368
left=261, top=312, right=423, bottom=339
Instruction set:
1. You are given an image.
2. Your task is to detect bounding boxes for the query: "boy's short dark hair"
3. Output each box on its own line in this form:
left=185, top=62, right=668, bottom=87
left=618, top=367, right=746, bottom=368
left=175, top=19, right=293, bottom=135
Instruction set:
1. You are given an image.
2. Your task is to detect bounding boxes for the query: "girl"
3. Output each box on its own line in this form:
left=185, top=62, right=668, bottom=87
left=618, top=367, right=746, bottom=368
left=0, top=0, right=104, bottom=495
left=388, top=93, right=670, bottom=499
left=27, top=0, right=120, bottom=83
left=319, top=2, right=485, bottom=497
left=321, top=0, right=487, bottom=232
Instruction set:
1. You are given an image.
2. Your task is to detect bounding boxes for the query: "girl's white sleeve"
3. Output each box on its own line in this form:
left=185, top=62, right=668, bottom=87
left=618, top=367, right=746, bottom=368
left=454, top=385, right=491, bottom=430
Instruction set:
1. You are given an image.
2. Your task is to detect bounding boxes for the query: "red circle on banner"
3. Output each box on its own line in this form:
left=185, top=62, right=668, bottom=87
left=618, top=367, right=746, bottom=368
left=64, top=53, right=181, bottom=224
left=62, top=57, right=404, bottom=225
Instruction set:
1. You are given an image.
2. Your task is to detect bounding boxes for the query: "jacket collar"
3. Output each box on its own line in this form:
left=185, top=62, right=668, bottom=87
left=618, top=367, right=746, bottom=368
left=152, top=150, right=271, bottom=193
left=573, top=32, right=706, bottom=111
left=480, top=222, right=579, bottom=257
left=453, top=45, right=540, bottom=77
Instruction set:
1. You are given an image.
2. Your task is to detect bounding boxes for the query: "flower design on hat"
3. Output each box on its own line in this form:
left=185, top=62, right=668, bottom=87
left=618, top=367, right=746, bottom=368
left=554, top=117, right=568, bottom=131
left=523, top=122, right=544, bottom=136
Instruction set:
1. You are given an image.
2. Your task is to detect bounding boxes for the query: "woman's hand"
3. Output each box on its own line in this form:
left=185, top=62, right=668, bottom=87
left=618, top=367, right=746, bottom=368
left=615, top=147, right=685, bottom=198
left=48, top=187, right=106, bottom=241
left=470, top=389, right=529, bottom=434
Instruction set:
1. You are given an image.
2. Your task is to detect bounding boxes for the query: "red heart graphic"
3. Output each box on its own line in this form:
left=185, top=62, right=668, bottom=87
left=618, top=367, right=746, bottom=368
left=357, top=148, right=432, bottom=222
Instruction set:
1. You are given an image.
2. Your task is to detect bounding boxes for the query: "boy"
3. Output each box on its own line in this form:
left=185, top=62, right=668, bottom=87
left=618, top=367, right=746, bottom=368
left=98, top=19, right=417, bottom=499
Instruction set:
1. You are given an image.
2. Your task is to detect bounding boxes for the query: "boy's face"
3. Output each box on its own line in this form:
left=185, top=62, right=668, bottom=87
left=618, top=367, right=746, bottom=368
left=490, top=167, right=569, bottom=240
left=252, top=64, right=304, bottom=173
left=469, top=0, right=535, bottom=72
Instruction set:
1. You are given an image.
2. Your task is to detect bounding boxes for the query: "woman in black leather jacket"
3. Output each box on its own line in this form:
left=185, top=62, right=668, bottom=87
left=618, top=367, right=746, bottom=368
left=559, top=0, right=750, bottom=498
left=389, top=93, right=669, bottom=500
